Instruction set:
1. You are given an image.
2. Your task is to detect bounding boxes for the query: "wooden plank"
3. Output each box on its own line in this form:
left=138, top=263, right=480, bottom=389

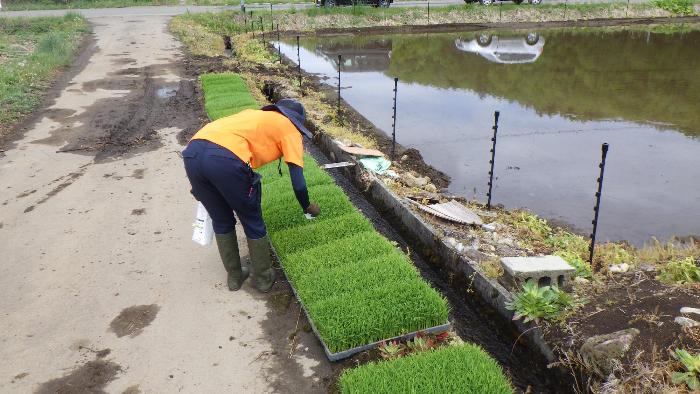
left=339, top=145, right=385, bottom=157
left=320, top=161, right=355, bottom=169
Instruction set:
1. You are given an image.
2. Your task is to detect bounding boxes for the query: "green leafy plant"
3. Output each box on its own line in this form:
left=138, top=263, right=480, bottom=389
left=555, top=250, right=592, bottom=279
left=199, top=73, right=449, bottom=354
left=672, top=349, right=700, bottom=390
left=658, top=257, right=700, bottom=284
left=546, top=230, right=589, bottom=257
left=652, top=0, right=695, bottom=16
left=506, top=280, right=583, bottom=323
left=515, top=211, right=552, bottom=240
left=406, top=332, right=437, bottom=353
left=340, top=344, right=513, bottom=394
left=378, top=340, right=404, bottom=360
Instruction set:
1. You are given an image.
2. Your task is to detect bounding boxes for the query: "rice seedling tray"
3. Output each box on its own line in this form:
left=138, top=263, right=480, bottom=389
left=274, top=246, right=452, bottom=362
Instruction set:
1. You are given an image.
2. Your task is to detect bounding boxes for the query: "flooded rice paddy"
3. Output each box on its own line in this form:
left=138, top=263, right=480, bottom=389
left=279, top=25, right=700, bottom=245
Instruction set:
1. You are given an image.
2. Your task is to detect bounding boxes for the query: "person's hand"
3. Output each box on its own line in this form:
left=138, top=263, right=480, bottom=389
left=304, top=202, right=320, bottom=220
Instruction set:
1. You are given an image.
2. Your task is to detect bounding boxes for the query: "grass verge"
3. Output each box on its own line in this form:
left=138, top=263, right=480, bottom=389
left=2, top=0, right=307, bottom=10
left=0, top=13, right=88, bottom=142
left=200, top=72, right=449, bottom=354
left=339, top=343, right=513, bottom=394
left=2, top=0, right=177, bottom=11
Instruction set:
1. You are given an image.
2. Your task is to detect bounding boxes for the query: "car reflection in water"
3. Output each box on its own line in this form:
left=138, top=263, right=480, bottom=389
left=455, top=32, right=545, bottom=64
left=316, top=39, right=392, bottom=72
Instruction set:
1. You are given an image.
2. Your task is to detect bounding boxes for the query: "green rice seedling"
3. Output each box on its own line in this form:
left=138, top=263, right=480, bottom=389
left=263, top=184, right=357, bottom=234
left=339, top=343, right=513, bottom=394
left=282, top=231, right=400, bottom=280
left=258, top=155, right=335, bottom=190
left=657, top=257, right=700, bottom=284
left=262, top=178, right=344, bottom=210
left=270, top=212, right=374, bottom=258
left=200, top=73, right=257, bottom=120
left=308, top=281, right=448, bottom=353
left=293, top=252, right=420, bottom=305
left=198, top=71, right=449, bottom=356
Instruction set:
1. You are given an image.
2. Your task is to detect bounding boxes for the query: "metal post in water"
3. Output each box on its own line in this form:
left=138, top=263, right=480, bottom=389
left=391, top=78, right=399, bottom=160
left=589, top=143, right=609, bottom=267
left=486, top=111, right=500, bottom=210
left=270, top=3, right=274, bottom=31
left=259, top=16, right=265, bottom=45
left=296, top=35, right=302, bottom=90
left=277, top=24, right=282, bottom=63
left=337, top=54, right=342, bottom=124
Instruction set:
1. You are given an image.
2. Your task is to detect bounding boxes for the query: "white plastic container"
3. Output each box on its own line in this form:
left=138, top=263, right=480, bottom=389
left=192, top=202, right=214, bottom=246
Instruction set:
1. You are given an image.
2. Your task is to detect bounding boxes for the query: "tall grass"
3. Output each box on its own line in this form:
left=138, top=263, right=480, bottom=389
left=0, top=14, right=88, bottom=136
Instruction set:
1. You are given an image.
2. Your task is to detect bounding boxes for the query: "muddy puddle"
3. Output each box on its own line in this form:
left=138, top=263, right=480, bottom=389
left=279, top=24, right=700, bottom=245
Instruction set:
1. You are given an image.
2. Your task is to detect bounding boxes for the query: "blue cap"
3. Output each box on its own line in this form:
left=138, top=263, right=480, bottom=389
left=261, top=99, right=313, bottom=139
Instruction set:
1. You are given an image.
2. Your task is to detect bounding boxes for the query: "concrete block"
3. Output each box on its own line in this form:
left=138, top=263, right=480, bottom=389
left=501, top=255, right=575, bottom=289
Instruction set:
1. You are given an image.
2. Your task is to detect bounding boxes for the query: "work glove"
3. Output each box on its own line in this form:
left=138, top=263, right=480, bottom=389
left=304, top=202, right=320, bottom=220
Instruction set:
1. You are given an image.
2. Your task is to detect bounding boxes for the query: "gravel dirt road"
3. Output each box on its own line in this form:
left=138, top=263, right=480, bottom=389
left=0, top=14, right=331, bottom=394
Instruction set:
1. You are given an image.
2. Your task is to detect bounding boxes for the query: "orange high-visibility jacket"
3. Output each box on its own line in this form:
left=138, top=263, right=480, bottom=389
left=191, top=109, right=304, bottom=169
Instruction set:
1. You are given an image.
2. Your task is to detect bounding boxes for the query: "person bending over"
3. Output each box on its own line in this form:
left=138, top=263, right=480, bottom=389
left=182, top=99, right=320, bottom=293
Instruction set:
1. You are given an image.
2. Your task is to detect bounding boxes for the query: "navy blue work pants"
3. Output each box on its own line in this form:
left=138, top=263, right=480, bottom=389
left=182, top=139, right=267, bottom=239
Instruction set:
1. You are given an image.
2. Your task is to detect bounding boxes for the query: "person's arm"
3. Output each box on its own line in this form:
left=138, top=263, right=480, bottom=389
left=288, top=163, right=320, bottom=217
left=281, top=133, right=320, bottom=218
left=288, top=163, right=309, bottom=209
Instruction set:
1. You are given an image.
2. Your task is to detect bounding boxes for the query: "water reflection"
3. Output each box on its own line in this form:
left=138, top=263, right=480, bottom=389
left=455, top=32, right=545, bottom=64
left=317, top=39, right=392, bottom=72
left=281, top=26, right=700, bottom=244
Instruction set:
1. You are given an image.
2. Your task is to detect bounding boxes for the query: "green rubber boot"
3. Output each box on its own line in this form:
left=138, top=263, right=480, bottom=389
left=215, top=231, right=249, bottom=291
left=247, top=235, right=275, bottom=293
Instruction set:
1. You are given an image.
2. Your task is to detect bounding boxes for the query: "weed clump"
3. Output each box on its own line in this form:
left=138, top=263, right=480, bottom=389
left=657, top=257, right=700, bottom=284
left=652, top=0, right=695, bottom=15
left=506, top=280, right=584, bottom=323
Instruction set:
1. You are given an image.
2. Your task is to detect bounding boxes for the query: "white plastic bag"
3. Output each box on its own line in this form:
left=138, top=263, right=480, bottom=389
left=192, top=202, right=214, bottom=246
